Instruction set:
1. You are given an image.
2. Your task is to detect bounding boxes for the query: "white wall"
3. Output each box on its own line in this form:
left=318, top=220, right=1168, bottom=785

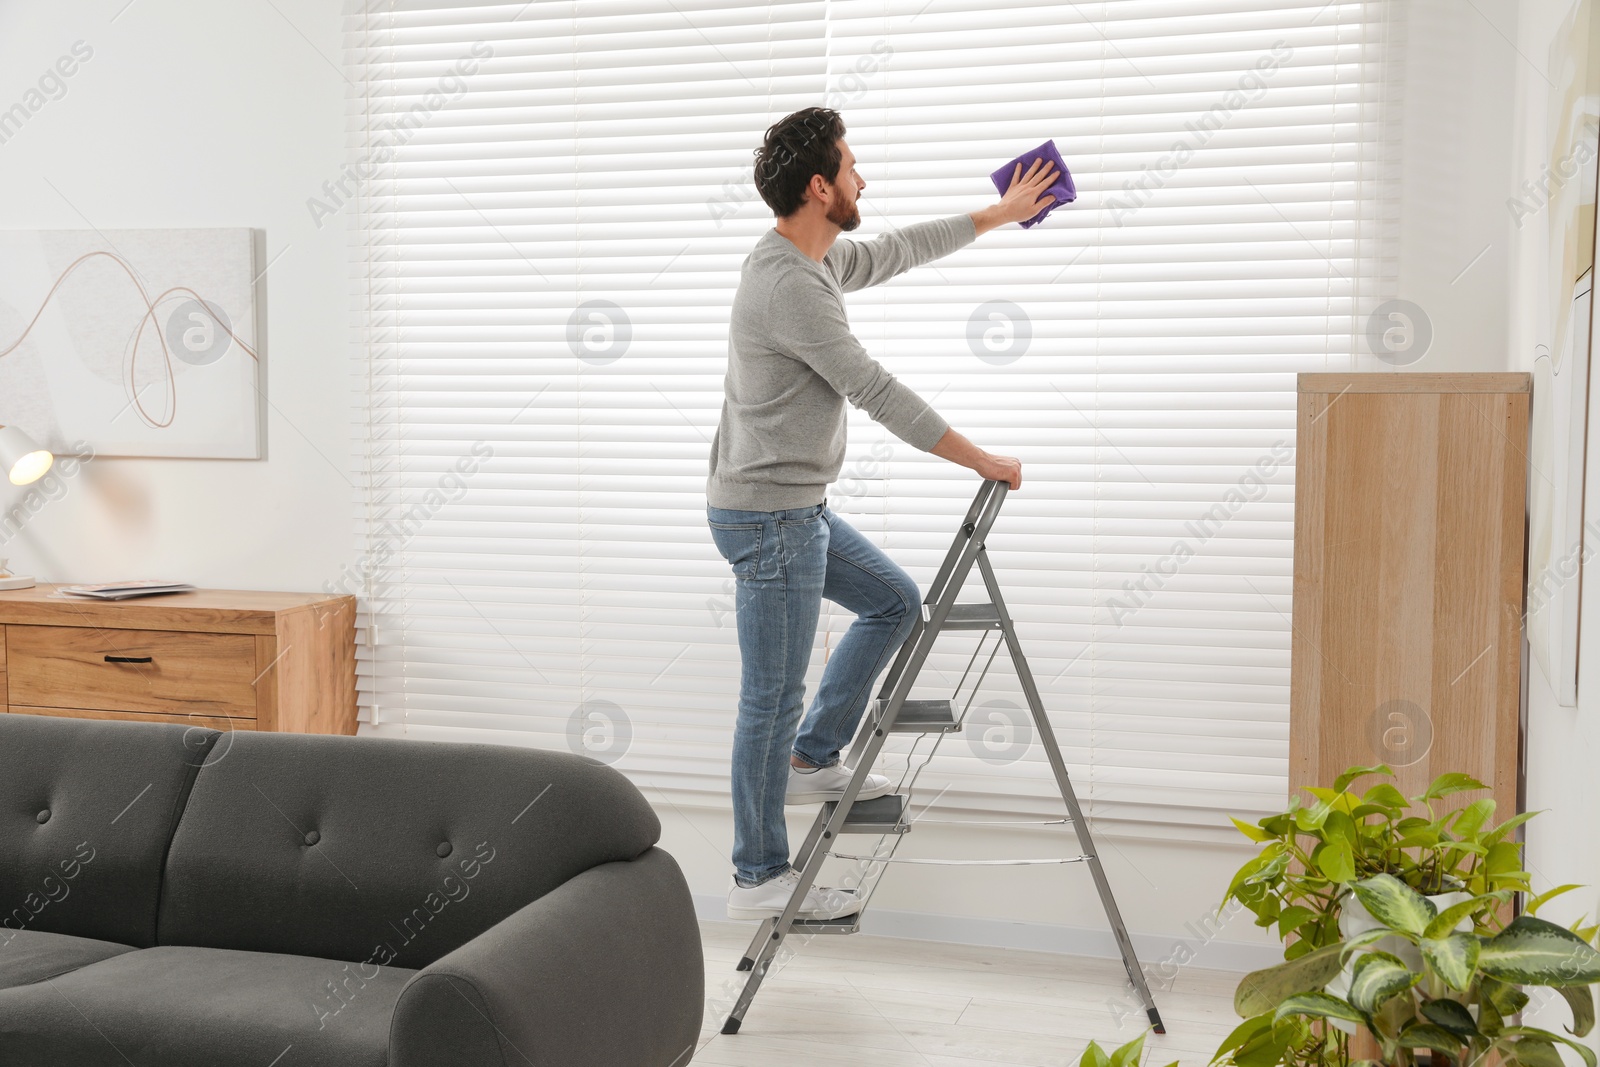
left=1382, top=0, right=1521, bottom=375
left=0, top=0, right=1546, bottom=986
left=0, top=0, right=352, bottom=592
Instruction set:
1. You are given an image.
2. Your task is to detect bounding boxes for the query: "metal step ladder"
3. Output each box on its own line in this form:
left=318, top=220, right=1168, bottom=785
left=719, top=479, right=1164, bottom=1036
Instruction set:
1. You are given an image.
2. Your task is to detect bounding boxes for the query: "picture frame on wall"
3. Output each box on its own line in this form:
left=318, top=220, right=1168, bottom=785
left=0, top=227, right=261, bottom=460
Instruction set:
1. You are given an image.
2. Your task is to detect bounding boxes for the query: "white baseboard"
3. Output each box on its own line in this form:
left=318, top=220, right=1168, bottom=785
left=691, top=893, right=1278, bottom=975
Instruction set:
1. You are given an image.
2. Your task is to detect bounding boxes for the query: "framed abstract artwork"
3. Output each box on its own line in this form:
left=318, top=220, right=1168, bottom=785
left=0, top=227, right=260, bottom=459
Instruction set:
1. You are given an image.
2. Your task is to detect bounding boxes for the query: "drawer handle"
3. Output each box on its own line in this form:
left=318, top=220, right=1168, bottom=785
left=104, top=655, right=153, bottom=664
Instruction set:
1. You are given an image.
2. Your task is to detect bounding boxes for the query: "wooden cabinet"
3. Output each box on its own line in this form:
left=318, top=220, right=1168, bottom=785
left=0, top=585, right=356, bottom=734
left=1289, top=373, right=1529, bottom=817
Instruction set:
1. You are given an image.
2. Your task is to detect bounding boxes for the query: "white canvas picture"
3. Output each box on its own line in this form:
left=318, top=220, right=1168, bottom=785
left=0, top=228, right=259, bottom=458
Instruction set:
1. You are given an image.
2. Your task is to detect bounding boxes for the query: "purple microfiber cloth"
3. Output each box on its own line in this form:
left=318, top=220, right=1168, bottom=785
left=989, top=139, right=1075, bottom=228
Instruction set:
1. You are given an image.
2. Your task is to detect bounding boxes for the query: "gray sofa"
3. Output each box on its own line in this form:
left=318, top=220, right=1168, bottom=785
left=0, top=714, right=703, bottom=1066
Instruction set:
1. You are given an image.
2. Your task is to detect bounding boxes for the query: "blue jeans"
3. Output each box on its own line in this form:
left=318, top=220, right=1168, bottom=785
left=707, top=502, right=920, bottom=887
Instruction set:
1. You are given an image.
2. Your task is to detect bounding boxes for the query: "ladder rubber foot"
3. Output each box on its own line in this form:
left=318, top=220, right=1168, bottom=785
left=721, top=1016, right=742, bottom=1035
left=736, top=957, right=752, bottom=971
left=1147, top=1007, right=1166, bottom=1034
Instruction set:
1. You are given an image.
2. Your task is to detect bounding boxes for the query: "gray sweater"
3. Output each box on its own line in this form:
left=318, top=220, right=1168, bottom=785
left=706, top=212, right=978, bottom=511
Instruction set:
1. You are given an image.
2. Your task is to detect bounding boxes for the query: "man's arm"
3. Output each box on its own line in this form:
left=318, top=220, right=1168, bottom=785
left=765, top=270, right=949, bottom=450
left=825, top=214, right=977, bottom=293
left=823, top=157, right=1063, bottom=289
left=930, top=427, right=1022, bottom=489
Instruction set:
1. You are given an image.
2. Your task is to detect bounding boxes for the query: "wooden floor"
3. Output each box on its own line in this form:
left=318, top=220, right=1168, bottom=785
left=692, top=919, right=1243, bottom=1066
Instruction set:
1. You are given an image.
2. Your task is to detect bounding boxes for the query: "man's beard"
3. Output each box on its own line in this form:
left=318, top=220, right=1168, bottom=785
left=827, top=189, right=861, bottom=232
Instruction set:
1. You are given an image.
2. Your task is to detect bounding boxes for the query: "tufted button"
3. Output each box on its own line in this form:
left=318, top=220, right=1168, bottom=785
left=436, top=842, right=452, bottom=858
left=303, top=830, right=320, bottom=846
left=35, top=809, right=50, bottom=825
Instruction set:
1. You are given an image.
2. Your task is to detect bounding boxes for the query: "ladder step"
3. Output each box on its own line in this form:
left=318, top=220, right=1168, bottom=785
left=923, top=602, right=1003, bottom=629
left=792, top=916, right=861, bottom=934
left=876, top=698, right=960, bottom=733
left=824, top=793, right=910, bottom=834
left=791, top=888, right=863, bottom=934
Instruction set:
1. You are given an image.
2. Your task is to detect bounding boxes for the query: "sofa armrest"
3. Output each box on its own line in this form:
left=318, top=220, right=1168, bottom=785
left=389, top=845, right=703, bottom=1067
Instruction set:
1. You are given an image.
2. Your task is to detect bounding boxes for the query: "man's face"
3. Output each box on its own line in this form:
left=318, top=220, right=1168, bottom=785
left=823, top=139, right=864, bottom=232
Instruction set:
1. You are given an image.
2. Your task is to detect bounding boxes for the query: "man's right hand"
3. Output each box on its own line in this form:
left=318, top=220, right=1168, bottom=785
left=931, top=427, right=1022, bottom=489
left=975, top=451, right=1021, bottom=490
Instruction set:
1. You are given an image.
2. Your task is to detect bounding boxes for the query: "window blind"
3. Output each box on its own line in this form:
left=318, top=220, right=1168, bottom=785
left=344, top=0, right=1389, bottom=840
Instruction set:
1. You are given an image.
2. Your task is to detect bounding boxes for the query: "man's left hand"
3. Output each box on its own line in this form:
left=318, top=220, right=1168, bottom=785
left=971, top=158, right=1060, bottom=235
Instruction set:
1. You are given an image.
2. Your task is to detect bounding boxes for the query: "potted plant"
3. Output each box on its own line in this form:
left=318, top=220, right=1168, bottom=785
left=1222, top=766, right=1538, bottom=962
left=1215, top=873, right=1600, bottom=1067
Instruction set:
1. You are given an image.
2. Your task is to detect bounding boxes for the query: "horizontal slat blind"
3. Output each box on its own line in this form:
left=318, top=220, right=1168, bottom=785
left=346, top=0, right=1385, bottom=840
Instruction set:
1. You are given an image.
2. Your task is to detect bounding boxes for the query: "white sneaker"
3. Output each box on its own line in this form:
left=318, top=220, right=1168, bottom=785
left=785, top=760, right=894, bottom=805
left=726, top=867, right=861, bottom=921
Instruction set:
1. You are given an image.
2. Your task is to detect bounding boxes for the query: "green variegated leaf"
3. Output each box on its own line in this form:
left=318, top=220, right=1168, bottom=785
left=1349, top=950, right=1420, bottom=1014
left=1234, top=943, right=1346, bottom=1018
left=1482, top=976, right=1531, bottom=1017
left=1081, top=1039, right=1110, bottom=1067
left=1420, top=997, right=1480, bottom=1039
left=1501, top=1028, right=1599, bottom=1067
left=1351, top=873, right=1436, bottom=935
left=1558, top=985, right=1596, bottom=1038
left=1422, top=772, right=1488, bottom=801
left=1421, top=932, right=1480, bottom=990
left=1336, top=764, right=1393, bottom=792
left=1273, top=992, right=1366, bottom=1026
left=1504, top=1036, right=1566, bottom=1067
left=1479, top=916, right=1600, bottom=986
left=1479, top=995, right=1506, bottom=1038
left=1425, top=892, right=1511, bottom=939
left=1397, top=1021, right=1465, bottom=1055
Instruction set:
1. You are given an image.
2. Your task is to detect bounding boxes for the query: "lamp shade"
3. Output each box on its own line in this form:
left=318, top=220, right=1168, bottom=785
left=0, top=425, right=53, bottom=486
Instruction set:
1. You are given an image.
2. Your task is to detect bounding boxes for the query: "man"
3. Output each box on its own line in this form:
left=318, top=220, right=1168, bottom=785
left=707, top=106, right=1059, bottom=920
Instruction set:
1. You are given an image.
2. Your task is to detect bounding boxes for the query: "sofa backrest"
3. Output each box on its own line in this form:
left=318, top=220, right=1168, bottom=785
left=157, top=730, right=662, bottom=969
left=0, top=715, right=218, bottom=948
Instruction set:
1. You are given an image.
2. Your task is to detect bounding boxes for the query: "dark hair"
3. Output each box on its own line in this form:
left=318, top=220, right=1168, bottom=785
left=752, top=107, right=846, bottom=218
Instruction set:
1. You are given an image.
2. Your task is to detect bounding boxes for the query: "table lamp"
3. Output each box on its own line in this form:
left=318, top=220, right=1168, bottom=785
left=0, top=425, right=55, bottom=590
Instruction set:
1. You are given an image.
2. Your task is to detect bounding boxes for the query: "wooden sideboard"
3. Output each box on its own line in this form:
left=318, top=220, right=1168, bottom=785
left=0, top=584, right=356, bottom=735
left=1290, top=373, right=1528, bottom=818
